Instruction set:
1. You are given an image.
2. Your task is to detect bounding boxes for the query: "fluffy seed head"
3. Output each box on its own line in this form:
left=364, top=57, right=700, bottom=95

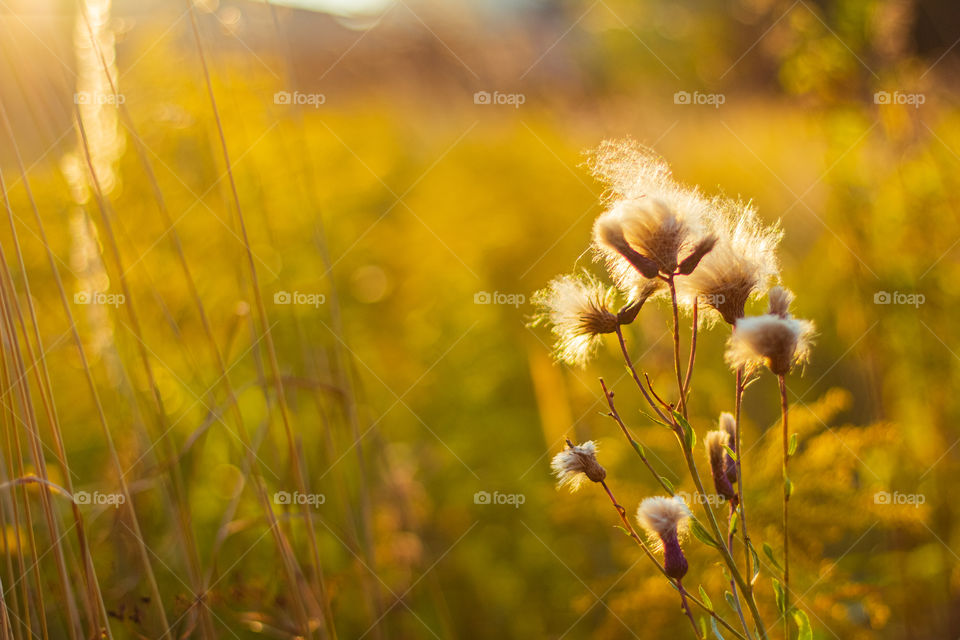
left=532, top=273, right=618, bottom=367
left=768, top=285, right=794, bottom=318
left=719, top=412, right=737, bottom=483
left=725, top=314, right=816, bottom=376
left=637, top=496, right=692, bottom=579
left=676, top=198, right=781, bottom=325
left=551, top=440, right=606, bottom=492
left=705, top=430, right=737, bottom=502
left=636, top=496, right=692, bottom=543
left=588, top=139, right=714, bottom=284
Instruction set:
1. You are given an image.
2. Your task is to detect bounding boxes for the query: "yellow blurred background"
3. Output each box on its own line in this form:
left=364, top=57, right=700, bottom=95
left=0, top=0, right=958, bottom=637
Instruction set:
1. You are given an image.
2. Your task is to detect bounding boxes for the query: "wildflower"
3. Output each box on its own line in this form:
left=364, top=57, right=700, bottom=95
left=719, top=412, right=737, bottom=483
left=551, top=440, right=606, bottom=492
left=532, top=273, right=618, bottom=367
left=588, top=139, right=715, bottom=285
left=636, top=496, right=692, bottom=579
left=676, top=199, right=781, bottom=325
left=705, top=430, right=737, bottom=503
left=725, top=288, right=815, bottom=375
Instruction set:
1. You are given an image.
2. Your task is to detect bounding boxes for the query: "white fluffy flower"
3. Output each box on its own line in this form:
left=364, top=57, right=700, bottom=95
left=532, top=273, right=618, bottom=367
left=725, top=314, right=815, bottom=375
left=550, top=440, right=606, bottom=492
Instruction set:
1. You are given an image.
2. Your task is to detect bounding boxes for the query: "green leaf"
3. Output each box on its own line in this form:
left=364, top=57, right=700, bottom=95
left=630, top=440, right=646, bottom=459
left=640, top=408, right=673, bottom=429
left=722, top=444, right=738, bottom=462
left=792, top=609, right=813, bottom=640
left=673, top=411, right=697, bottom=450
left=710, top=617, right=727, bottom=640
left=772, top=578, right=786, bottom=614
left=660, top=476, right=676, bottom=495
left=613, top=525, right=632, bottom=538
left=699, top=585, right=713, bottom=611
left=788, top=433, right=798, bottom=456
left=784, top=476, right=794, bottom=499
left=723, top=590, right=737, bottom=612
left=699, top=616, right=708, bottom=639
left=763, top=542, right=784, bottom=573
left=728, top=511, right=739, bottom=537
left=690, top=517, right=721, bottom=549
left=748, top=541, right=761, bottom=584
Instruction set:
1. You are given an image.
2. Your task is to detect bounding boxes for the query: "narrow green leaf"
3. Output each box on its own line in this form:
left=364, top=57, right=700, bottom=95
left=723, top=590, right=737, bottom=612
left=630, top=440, right=646, bottom=459
left=690, top=517, right=721, bottom=549
left=613, top=525, right=632, bottom=538
left=792, top=609, right=813, bottom=640
left=788, top=433, right=798, bottom=456
left=710, top=617, right=727, bottom=640
left=772, top=578, right=786, bottom=614
left=749, top=542, right=761, bottom=584
left=728, top=511, right=739, bottom=537
left=660, top=476, right=676, bottom=495
left=763, top=542, right=783, bottom=573
left=699, top=585, right=713, bottom=611
left=784, top=476, right=794, bottom=499
left=673, top=411, right=697, bottom=450
left=699, top=616, right=708, bottom=639
left=722, top=444, right=738, bottom=462
left=640, top=408, right=673, bottom=429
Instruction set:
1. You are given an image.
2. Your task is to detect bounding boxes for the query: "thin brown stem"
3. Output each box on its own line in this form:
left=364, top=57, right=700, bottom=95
left=599, top=378, right=674, bottom=495
left=667, top=276, right=687, bottom=417
left=779, top=374, right=791, bottom=639
left=677, top=580, right=702, bottom=640
left=734, top=366, right=752, bottom=581
left=614, top=326, right=670, bottom=424
left=682, top=303, right=698, bottom=401
left=727, top=503, right=753, bottom=639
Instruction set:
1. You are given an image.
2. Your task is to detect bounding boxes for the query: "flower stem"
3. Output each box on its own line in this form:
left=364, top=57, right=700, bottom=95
left=728, top=503, right=753, bottom=640
left=667, top=276, right=687, bottom=417
left=682, top=303, right=698, bottom=402
left=615, top=326, right=670, bottom=424
left=599, top=378, right=675, bottom=495
left=779, top=374, right=791, bottom=639
left=734, top=366, right=753, bottom=581
left=677, top=579, right=702, bottom=640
